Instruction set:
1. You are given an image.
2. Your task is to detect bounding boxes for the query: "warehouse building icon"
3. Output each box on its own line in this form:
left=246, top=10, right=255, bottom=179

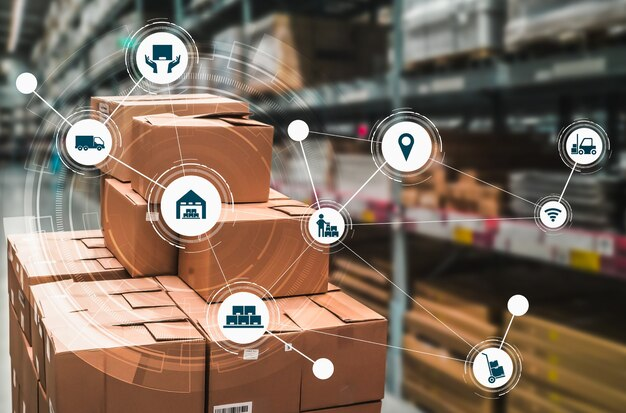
left=176, top=190, right=206, bottom=220
left=223, top=305, right=264, bottom=329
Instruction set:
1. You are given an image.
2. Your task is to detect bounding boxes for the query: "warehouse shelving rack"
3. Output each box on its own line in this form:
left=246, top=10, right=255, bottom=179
left=25, top=0, right=626, bottom=408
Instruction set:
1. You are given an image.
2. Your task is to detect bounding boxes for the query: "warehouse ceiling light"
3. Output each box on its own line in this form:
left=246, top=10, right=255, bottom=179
left=7, top=0, right=26, bottom=52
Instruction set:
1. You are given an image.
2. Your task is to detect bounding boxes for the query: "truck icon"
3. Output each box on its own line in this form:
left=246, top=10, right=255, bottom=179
left=75, top=135, right=105, bottom=151
left=570, top=134, right=597, bottom=155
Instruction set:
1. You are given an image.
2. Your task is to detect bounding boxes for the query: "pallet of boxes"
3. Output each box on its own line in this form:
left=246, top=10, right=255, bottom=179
left=8, top=94, right=387, bottom=413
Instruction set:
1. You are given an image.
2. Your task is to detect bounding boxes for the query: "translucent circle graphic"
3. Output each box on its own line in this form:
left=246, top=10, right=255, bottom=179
left=534, top=195, right=573, bottom=233
left=160, top=175, right=222, bottom=237
left=371, top=110, right=443, bottom=183
left=217, top=291, right=270, bottom=344
left=16, top=72, right=37, bottom=94
left=507, top=295, right=529, bottom=317
left=313, top=358, right=335, bottom=380
left=300, top=200, right=353, bottom=251
left=472, top=347, right=514, bottom=388
left=557, top=120, right=610, bottom=173
left=65, top=119, right=112, bottom=165
left=288, top=119, right=310, bottom=141
left=125, top=21, right=198, bottom=92
left=147, top=163, right=234, bottom=249
left=54, top=109, right=122, bottom=175
left=136, top=32, right=189, bottom=84
left=464, top=339, right=522, bottom=398
left=205, top=281, right=281, bottom=354
left=307, top=207, right=346, bottom=245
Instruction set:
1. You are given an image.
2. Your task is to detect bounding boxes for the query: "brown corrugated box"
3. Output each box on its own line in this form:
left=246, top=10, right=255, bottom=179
left=7, top=230, right=127, bottom=345
left=179, top=199, right=329, bottom=301
left=304, top=401, right=382, bottom=412
left=9, top=305, right=40, bottom=413
left=37, top=281, right=205, bottom=413
left=102, top=178, right=178, bottom=277
left=130, top=112, right=273, bottom=203
left=182, top=289, right=387, bottom=412
left=91, top=94, right=249, bottom=182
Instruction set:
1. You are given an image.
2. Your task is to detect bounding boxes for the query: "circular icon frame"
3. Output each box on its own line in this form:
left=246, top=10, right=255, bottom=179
left=557, top=120, right=610, bottom=173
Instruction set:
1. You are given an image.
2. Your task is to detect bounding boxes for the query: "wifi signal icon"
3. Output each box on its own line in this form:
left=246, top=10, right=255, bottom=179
left=544, top=208, right=562, bottom=222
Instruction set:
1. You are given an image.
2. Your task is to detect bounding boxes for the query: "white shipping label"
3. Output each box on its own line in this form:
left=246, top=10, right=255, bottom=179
left=214, top=401, right=252, bottom=413
left=146, top=212, right=160, bottom=222
left=242, top=349, right=259, bottom=360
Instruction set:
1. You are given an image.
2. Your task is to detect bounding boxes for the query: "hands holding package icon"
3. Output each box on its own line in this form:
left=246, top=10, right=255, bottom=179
left=144, top=44, right=180, bottom=74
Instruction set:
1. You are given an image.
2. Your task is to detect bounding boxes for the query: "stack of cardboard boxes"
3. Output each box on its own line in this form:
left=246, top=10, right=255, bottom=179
left=8, top=94, right=387, bottom=413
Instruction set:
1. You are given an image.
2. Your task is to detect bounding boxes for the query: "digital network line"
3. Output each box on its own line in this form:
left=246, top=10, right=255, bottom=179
left=103, top=76, right=144, bottom=125
left=207, top=237, right=232, bottom=294
left=500, top=315, right=515, bottom=350
left=266, top=330, right=314, bottom=363
left=32, top=91, right=73, bottom=127
left=429, top=157, right=539, bottom=207
left=339, top=241, right=474, bottom=349
left=559, top=162, right=577, bottom=203
left=299, top=140, right=320, bottom=207
left=351, top=216, right=536, bottom=227
left=339, top=161, right=387, bottom=213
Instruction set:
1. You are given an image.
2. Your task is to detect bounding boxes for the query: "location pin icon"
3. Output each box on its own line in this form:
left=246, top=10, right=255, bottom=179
left=398, top=133, right=414, bottom=161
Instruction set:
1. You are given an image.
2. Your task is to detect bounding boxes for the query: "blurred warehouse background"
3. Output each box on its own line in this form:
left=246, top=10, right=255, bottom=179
left=2, top=0, right=626, bottom=412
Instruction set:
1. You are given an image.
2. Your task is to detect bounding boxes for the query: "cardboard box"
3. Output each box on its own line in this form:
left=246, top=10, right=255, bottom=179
left=130, top=112, right=273, bottom=204
left=9, top=306, right=39, bottom=413
left=179, top=199, right=328, bottom=301
left=303, top=401, right=382, bottom=413
left=102, top=177, right=178, bottom=277
left=30, top=277, right=182, bottom=392
left=7, top=231, right=127, bottom=345
left=91, top=94, right=249, bottom=182
left=40, top=282, right=205, bottom=413
left=182, top=290, right=387, bottom=412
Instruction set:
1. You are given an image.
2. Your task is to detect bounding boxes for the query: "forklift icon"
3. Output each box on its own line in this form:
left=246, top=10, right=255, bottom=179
left=482, top=353, right=506, bottom=383
left=570, top=134, right=597, bottom=155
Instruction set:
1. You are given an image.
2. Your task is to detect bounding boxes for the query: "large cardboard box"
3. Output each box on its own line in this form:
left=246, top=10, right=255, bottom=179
left=178, top=199, right=329, bottom=301
left=130, top=112, right=273, bottom=203
left=91, top=94, right=248, bottom=182
left=303, top=401, right=382, bottom=413
left=180, top=289, right=387, bottom=413
left=7, top=230, right=127, bottom=345
left=9, top=306, right=39, bottom=413
left=102, top=177, right=178, bottom=277
left=39, top=283, right=205, bottom=413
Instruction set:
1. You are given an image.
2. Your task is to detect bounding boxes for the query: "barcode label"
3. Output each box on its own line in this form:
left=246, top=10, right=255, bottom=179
left=99, top=102, right=110, bottom=114
left=214, top=401, right=252, bottom=413
left=243, top=349, right=259, bottom=360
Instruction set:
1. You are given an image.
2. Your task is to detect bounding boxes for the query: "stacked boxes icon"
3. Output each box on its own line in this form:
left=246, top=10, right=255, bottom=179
left=224, top=305, right=263, bottom=328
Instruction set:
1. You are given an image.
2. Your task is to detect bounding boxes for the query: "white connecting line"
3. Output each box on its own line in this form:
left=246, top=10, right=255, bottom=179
left=351, top=216, right=536, bottom=227
left=103, top=76, right=144, bottom=125
left=500, top=315, right=515, bottom=350
left=340, top=241, right=475, bottom=349
left=33, top=91, right=73, bottom=127
left=339, top=161, right=387, bottom=213
left=266, top=330, right=315, bottom=363
left=559, top=162, right=577, bottom=203
left=299, top=140, right=320, bottom=207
